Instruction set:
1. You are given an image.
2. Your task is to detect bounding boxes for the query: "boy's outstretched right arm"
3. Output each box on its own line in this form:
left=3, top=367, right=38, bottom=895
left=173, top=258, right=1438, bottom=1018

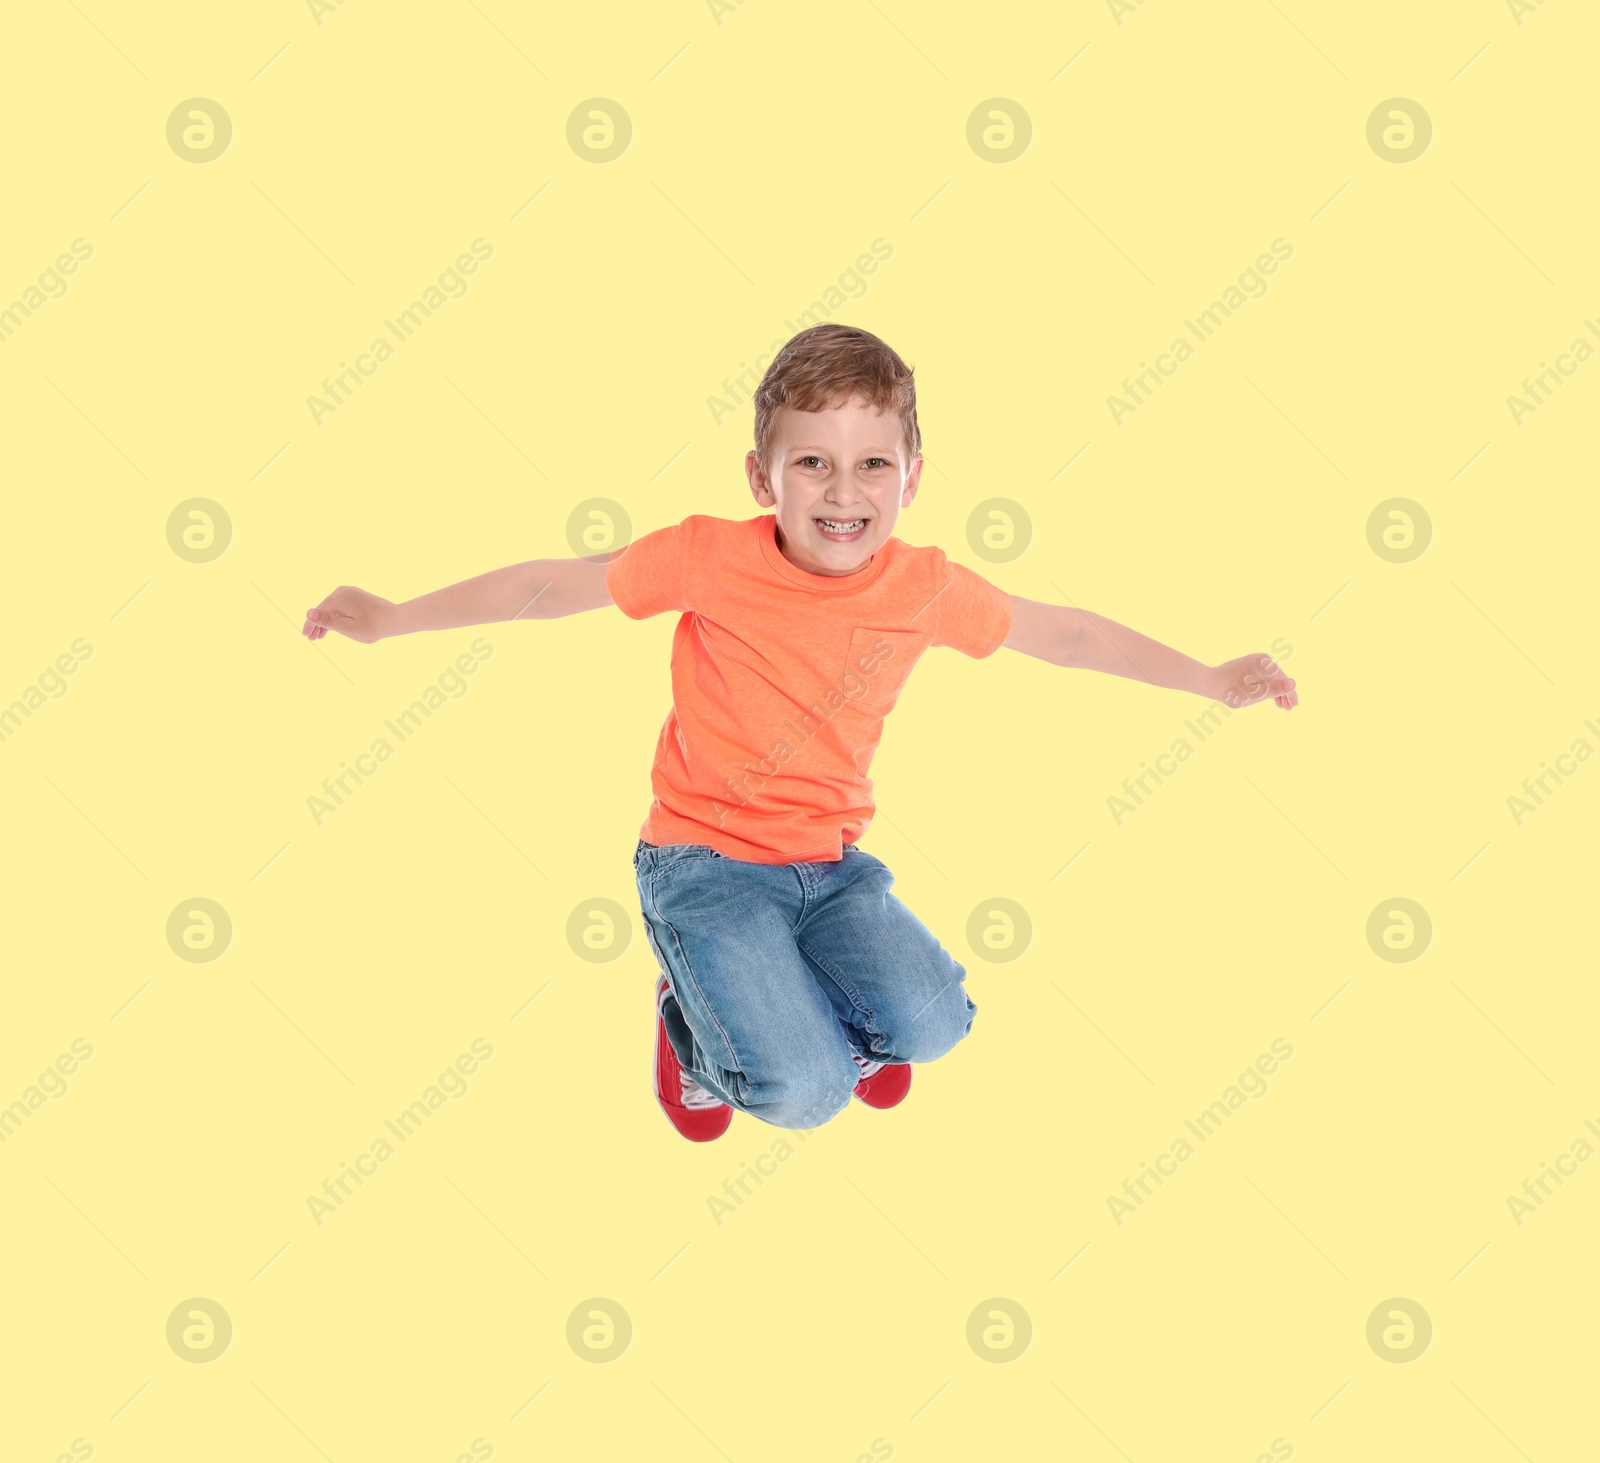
left=302, top=554, right=617, bottom=643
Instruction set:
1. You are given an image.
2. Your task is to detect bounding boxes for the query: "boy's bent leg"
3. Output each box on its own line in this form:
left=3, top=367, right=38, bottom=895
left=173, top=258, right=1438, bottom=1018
left=636, top=849, right=859, bottom=1130
left=794, top=845, right=977, bottom=1066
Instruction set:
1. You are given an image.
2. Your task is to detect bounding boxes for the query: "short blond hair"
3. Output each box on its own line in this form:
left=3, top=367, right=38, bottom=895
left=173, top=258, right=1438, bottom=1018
left=752, top=323, right=920, bottom=471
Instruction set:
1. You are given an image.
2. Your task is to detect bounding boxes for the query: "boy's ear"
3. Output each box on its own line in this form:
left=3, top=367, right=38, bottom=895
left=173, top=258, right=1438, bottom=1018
left=745, top=448, right=774, bottom=505
left=902, top=453, right=924, bottom=506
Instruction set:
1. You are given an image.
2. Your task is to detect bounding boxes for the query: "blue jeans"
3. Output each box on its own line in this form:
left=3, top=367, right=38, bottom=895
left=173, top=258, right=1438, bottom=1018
left=633, top=839, right=977, bottom=1130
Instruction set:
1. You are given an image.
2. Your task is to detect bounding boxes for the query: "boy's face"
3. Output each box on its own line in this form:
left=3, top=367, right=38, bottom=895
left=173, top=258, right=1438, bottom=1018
left=745, top=395, right=922, bottom=577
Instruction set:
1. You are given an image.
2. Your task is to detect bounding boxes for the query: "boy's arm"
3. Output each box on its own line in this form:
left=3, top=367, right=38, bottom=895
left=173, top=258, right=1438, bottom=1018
left=302, top=554, right=617, bottom=643
left=1000, top=594, right=1298, bottom=710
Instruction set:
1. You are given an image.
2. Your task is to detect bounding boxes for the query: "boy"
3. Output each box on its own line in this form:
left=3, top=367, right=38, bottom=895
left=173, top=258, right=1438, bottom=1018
left=303, top=324, right=1297, bottom=1143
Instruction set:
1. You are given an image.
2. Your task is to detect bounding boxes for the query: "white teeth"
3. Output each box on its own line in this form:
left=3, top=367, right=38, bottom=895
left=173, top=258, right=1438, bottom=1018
left=816, top=518, right=866, bottom=532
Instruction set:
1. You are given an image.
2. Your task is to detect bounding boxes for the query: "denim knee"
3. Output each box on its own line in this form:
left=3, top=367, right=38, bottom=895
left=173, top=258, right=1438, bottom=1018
left=749, top=1054, right=857, bottom=1130
left=885, top=979, right=977, bottom=1064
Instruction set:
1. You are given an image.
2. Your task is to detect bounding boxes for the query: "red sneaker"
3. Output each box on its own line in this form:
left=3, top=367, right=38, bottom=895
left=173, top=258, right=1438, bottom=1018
left=851, top=1054, right=912, bottom=1109
left=654, top=976, right=732, bottom=1142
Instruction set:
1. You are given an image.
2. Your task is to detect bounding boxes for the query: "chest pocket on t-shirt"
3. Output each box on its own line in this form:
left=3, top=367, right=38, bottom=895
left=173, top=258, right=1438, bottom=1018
left=839, top=626, right=927, bottom=716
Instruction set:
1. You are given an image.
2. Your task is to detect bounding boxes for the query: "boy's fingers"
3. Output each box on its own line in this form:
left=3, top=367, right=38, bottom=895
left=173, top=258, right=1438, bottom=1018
left=306, top=606, right=354, bottom=638
left=1235, top=670, right=1297, bottom=707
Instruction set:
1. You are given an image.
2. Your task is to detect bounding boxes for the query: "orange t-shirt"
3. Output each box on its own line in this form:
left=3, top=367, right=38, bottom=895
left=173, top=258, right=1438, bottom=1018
left=605, top=513, right=1014, bottom=864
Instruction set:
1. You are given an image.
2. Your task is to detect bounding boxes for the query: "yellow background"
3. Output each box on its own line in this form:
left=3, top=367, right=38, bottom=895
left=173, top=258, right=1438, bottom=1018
left=3, top=1, right=1596, bottom=1459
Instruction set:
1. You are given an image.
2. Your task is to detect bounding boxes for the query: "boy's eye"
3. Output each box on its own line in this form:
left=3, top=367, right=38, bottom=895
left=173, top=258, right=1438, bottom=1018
left=795, top=455, right=888, bottom=469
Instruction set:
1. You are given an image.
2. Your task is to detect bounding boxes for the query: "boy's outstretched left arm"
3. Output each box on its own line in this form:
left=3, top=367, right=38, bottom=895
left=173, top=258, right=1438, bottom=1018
left=1000, top=595, right=1298, bottom=710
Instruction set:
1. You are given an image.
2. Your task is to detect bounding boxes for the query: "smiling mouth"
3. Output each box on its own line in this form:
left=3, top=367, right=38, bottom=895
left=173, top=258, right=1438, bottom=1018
left=814, top=516, right=869, bottom=540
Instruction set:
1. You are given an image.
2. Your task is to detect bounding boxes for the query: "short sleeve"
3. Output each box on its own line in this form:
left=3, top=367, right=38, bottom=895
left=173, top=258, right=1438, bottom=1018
left=932, top=559, right=1013, bottom=658
left=605, top=518, right=696, bottom=620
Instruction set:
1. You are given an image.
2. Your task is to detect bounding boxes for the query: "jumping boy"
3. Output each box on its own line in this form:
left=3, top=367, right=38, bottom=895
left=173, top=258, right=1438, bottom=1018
left=303, top=323, right=1297, bottom=1143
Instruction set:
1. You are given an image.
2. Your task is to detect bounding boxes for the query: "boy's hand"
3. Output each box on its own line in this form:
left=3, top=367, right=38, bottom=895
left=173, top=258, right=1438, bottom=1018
left=1212, top=653, right=1298, bottom=710
left=302, top=586, right=398, bottom=644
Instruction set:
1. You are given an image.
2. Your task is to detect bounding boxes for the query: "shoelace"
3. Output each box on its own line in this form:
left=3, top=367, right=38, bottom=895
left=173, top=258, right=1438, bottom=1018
left=852, top=1052, right=885, bottom=1082
left=679, top=1069, right=726, bottom=1110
